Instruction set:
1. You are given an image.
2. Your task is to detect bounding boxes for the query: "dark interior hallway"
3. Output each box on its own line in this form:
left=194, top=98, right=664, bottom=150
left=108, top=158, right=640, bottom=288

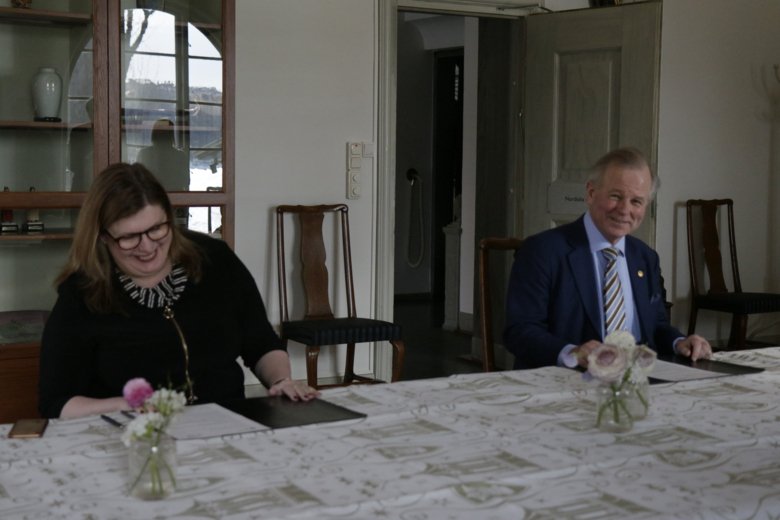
left=394, top=299, right=478, bottom=381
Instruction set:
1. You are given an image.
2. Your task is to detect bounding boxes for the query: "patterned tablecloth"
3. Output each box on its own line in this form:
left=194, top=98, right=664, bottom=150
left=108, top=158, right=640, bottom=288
left=2, top=348, right=780, bottom=519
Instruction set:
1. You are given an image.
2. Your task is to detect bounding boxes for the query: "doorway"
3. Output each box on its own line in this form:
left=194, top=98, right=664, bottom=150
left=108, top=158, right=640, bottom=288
left=393, top=12, right=480, bottom=379
left=394, top=13, right=468, bottom=303
left=394, top=13, right=465, bottom=378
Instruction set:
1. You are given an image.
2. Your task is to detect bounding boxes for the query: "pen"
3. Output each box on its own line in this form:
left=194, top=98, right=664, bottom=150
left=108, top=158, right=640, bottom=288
left=100, top=414, right=124, bottom=429
left=121, top=410, right=136, bottom=420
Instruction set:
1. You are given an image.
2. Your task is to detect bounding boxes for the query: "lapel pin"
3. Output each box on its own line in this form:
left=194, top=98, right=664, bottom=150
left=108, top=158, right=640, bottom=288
left=637, top=270, right=644, bottom=278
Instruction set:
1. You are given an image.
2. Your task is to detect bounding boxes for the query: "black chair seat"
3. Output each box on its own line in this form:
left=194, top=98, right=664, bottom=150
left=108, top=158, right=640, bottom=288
left=283, top=318, right=402, bottom=346
left=696, top=292, right=780, bottom=315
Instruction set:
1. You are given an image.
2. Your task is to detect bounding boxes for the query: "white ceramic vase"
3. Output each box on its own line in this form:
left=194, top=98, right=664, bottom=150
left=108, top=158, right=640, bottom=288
left=31, top=67, right=62, bottom=120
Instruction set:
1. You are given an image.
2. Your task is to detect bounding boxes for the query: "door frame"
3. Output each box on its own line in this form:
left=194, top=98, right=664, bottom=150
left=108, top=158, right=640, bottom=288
left=374, top=0, right=397, bottom=383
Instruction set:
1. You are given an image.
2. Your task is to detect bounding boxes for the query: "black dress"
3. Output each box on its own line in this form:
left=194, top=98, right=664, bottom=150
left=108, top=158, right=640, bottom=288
left=38, top=231, right=284, bottom=418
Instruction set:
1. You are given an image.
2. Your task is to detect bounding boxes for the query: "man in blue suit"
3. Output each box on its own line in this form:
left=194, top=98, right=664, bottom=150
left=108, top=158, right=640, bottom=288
left=504, top=147, right=711, bottom=369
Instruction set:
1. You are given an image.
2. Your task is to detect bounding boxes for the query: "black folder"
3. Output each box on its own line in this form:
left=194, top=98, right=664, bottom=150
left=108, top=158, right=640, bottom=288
left=651, top=354, right=764, bottom=383
left=218, top=396, right=366, bottom=429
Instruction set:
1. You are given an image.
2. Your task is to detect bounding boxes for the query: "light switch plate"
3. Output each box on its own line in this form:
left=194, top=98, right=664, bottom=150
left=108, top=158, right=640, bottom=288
left=347, top=141, right=361, bottom=199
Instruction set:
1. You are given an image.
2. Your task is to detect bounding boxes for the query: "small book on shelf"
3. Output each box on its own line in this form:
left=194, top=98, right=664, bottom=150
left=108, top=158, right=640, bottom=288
left=1, top=222, right=19, bottom=234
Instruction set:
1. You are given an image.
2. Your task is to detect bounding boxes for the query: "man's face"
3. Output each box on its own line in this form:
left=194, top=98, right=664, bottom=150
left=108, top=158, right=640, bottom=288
left=586, top=163, right=653, bottom=244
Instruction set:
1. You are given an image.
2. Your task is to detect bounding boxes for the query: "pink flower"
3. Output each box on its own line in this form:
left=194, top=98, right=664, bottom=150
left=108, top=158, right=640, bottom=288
left=633, top=344, right=657, bottom=373
left=587, top=343, right=628, bottom=383
left=123, top=378, right=154, bottom=408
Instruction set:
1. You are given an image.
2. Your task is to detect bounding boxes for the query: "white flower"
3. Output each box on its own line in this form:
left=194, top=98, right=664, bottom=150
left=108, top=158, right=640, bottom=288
left=121, top=412, right=164, bottom=446
left=604, top=330, right=637, bottom=350
left=147, top=389, right=187, bottom=416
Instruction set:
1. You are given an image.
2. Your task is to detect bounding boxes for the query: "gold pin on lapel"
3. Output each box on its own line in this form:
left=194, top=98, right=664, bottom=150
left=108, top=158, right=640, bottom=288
left=637, top=270, right=644, bottom=278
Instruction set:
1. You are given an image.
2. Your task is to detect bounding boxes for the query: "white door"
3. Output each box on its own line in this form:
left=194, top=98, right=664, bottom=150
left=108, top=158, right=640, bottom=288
left=522, top=2, right=661, bottom=244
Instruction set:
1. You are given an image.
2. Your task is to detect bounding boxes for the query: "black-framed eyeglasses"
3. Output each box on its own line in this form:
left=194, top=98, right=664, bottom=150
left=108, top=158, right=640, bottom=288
left=104, top=221, right=171, bottom=251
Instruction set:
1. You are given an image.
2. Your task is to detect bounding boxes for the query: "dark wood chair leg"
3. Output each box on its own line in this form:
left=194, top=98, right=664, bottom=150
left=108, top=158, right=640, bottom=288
left=390, top=339, right=405, bottom=382
left=729, top=314, right=748, bottom=350
left=343, top=342, right=356, bottom=384
left=306, top=345, right=320, bottom=388
left=687, top=305, right=698, bottom=336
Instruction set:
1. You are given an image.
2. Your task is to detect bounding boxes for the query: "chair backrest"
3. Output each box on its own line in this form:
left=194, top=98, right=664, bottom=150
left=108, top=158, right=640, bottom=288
left=276, top=204, right=356, bottom=322
left=478, top=237, right=523, bottom=372
left=685, top=198, right=741, bottom=296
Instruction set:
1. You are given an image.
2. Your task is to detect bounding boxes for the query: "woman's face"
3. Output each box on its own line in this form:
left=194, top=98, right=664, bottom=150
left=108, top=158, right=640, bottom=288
left=103, top=204, right=173, bottom=287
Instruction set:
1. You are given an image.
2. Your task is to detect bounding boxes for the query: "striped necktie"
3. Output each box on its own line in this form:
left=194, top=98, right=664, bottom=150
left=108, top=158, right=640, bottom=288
left=602, top=247, right=626, bottom=336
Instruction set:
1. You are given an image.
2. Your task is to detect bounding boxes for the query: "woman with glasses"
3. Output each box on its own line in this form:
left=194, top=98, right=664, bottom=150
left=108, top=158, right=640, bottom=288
left=38, top=162, right=318, bottom=419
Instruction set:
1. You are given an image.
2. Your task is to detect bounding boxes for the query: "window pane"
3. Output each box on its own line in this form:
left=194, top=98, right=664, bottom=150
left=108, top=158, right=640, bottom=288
left=120, top=5, right=224, bottom=193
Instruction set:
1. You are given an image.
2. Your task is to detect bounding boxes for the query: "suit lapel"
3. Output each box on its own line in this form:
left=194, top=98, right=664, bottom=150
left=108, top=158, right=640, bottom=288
left=565, top=219, right=601, bottom=337
left=626, top=239, right=651, bottom=343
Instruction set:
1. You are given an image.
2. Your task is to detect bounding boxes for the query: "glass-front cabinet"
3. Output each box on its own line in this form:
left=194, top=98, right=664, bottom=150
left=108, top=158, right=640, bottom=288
left=0, top=0, right=233, bottom=319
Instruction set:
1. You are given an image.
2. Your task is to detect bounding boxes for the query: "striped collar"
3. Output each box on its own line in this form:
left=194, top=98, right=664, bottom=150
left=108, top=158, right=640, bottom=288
left=117, top=265, right=188, bottom=309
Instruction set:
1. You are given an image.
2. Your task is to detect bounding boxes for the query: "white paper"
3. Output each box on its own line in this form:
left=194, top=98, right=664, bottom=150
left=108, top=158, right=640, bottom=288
left=650, top=359, right=727, bottom=382
left=168, top=403, right=269, bottom=440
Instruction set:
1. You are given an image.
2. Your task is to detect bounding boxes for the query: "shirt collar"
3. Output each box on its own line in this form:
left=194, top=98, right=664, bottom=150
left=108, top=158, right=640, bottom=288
left=583, top=212, right=625, bottom=256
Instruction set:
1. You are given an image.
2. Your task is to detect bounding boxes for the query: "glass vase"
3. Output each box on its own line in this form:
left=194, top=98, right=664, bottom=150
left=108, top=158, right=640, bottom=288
left=595, top=383, right=634, bottom=433
left=127, top=434, right=177, bottom=500
left=625, top=373, right=650, bottom=421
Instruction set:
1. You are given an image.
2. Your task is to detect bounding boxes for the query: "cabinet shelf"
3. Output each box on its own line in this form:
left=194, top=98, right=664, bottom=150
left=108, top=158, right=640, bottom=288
left=0, top=7, right=91, bottom=26
left=0, top=192, right=84, bottom=208
left=0, top=120, right=92, bottom=131
left=178, top=20, right=221, bottom=32
left=0, top=229, right=73, bottom=242
left=0, top=191, right=226, bottom=208
left=122, top=123, right=218, bottom=133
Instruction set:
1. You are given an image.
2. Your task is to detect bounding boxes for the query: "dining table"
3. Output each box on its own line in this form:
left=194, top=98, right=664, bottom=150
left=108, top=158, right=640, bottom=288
left=2, top=347, right=780, bottom=519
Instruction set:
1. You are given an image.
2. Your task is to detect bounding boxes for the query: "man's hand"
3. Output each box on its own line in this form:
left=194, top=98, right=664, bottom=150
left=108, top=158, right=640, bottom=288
left=675, top=334, right=712, bottom=361
left=572, top=340, right=603, bottom=368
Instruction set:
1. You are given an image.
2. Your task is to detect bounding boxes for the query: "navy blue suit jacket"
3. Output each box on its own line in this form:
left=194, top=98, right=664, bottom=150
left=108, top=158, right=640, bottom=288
left=503, top=216, right=682, bottom=369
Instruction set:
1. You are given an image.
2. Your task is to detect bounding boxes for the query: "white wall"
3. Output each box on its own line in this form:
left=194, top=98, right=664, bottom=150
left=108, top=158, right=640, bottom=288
left=657, top=0, right=780, bottom=341
left=235, top=0, right=378, bottom=379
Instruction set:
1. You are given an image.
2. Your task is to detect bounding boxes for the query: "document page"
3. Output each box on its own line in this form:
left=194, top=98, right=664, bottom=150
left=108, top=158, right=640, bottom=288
left=168, top=403, right=269, bottom=440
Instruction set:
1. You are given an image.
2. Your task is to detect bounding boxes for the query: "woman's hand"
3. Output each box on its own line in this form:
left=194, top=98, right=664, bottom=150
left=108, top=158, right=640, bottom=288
left=267, top=377, right=320, bottom=401
left=59, top=396, right=132, bottom=419
left=256, top=350, right=320, bottom=401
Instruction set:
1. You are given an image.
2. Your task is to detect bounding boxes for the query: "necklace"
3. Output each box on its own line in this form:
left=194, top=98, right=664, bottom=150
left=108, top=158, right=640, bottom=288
left=118, top=265, right=196, bottom=403
left=163, top=303, right=197, bottom=404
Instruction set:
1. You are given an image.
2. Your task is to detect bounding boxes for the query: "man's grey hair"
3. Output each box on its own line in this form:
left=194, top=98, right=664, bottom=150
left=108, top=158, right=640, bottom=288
left=587, top=147, right=659, bottom=198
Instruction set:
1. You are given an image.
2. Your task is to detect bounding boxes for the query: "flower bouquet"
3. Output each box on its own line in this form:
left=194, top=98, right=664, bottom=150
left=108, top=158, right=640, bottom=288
left=121, top=378, right=186, bottom=500
left=587, top=331, right=656, bottom=432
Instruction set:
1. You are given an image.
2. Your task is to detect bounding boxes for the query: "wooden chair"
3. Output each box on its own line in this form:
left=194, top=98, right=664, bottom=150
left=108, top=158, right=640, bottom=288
left=686, top=199, right=780, bottom=349
left=276, top=204, right=405, bottom=388
left=478, top=237, right=523, bottom=372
